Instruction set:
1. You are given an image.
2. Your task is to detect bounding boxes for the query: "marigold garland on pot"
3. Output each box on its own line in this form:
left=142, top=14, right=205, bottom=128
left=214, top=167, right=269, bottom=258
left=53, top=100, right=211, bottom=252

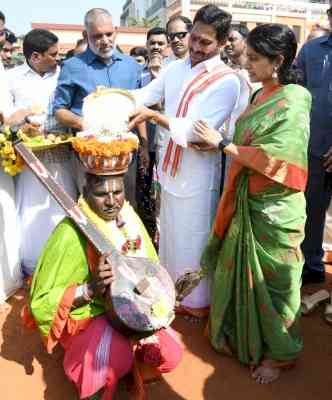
left=72, top=137, right=139, bottom=157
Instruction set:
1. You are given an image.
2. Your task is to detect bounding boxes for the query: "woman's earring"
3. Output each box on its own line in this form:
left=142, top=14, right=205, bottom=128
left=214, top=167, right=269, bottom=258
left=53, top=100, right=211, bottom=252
left=272, top=66, right=278, bottom=79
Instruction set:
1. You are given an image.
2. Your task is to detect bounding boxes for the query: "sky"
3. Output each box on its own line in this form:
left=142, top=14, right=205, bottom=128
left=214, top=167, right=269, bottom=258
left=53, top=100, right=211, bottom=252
left=1, top=1, right=125, bottom=35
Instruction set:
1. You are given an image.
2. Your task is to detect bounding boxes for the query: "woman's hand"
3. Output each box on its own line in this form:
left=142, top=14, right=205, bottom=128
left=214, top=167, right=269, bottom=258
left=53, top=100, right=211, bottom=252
left=193, top=120, right=223, bottom=150
left=128, top=107, right=156, bottom=130
left=93, top=253, right=114, bottom=296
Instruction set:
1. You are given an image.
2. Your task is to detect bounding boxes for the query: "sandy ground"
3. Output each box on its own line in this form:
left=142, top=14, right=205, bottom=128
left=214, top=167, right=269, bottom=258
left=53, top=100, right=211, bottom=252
left=1, top=267, right=332, bottom=400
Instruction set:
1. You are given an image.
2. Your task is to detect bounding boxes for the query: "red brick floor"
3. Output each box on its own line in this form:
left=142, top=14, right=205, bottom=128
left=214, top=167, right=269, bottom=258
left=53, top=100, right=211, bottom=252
left=1, top=266, right=332, bottom=400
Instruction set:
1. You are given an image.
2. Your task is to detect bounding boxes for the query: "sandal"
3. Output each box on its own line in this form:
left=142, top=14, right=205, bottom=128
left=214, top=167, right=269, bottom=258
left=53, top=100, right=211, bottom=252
left=324, top=292, right=332, bottom=325
left=301, top=289, right=330, bottom=315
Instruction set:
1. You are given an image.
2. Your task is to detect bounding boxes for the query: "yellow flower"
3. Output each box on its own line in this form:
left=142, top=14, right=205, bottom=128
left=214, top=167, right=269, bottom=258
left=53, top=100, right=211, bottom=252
left=2, top=143, right=13, bottom=155
left=151, top=298, right=170, bottom=319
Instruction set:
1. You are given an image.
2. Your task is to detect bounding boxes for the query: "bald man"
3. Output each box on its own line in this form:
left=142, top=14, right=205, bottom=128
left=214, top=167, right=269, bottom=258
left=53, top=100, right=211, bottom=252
left=53, top=8, right=145, bottom=206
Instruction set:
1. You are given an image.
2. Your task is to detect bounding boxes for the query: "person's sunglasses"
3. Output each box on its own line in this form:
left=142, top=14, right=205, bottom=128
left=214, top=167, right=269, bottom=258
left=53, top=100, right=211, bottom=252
left=327, top=8, right=332, bottom=17
left=167, top=31, right=188, bottom=42
left=0, top=30, right=5, bottom=36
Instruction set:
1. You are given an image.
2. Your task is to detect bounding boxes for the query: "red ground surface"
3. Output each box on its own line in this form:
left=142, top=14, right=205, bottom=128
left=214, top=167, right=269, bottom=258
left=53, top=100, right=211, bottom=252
left=1, top=267, right=332, bottom=400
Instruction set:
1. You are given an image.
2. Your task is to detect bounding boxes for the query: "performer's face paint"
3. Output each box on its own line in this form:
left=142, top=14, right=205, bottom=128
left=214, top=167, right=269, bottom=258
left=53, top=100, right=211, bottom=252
left=86, top=175, right=125, bottom=221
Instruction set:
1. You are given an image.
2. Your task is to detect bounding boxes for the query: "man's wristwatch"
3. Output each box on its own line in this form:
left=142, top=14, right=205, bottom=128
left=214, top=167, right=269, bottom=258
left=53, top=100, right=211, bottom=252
left=218, top=137, right=231, bottom=152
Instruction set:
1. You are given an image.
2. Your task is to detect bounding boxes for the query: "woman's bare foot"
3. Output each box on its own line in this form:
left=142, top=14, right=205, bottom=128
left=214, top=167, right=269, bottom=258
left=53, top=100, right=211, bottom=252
left=251, top=359, right=295, bottom=384
left=251, top=364, right=280, bottom=384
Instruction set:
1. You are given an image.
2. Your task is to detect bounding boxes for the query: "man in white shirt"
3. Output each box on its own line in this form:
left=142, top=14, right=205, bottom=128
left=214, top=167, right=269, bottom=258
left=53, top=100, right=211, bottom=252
left=0, top=57, right=23, bottom=301
left=129, top=5, right=249, bottom=317
left=6, top=29, right=77, bottom=275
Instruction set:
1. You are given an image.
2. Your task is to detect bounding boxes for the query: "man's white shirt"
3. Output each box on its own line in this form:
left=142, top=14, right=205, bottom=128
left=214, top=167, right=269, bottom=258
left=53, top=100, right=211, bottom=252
left=6, top=63, right=60, bottom=119
left=0, top=59, right=12, bottom=118
left=133, top=55, right=248, bottom=197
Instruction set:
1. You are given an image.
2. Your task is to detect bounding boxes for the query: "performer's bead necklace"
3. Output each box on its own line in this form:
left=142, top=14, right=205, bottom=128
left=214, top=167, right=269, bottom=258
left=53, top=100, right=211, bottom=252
left=78, top=196, right=142, bottom=254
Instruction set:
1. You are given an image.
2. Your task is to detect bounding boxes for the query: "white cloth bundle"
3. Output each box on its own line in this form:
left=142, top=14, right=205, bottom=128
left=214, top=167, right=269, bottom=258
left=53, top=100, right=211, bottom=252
left=82, top=88, right=136, bottom=135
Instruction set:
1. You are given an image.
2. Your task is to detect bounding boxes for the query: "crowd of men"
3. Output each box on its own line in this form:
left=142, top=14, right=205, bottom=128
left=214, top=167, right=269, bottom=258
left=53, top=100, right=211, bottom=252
left=1, top=2, right=332, bottom=396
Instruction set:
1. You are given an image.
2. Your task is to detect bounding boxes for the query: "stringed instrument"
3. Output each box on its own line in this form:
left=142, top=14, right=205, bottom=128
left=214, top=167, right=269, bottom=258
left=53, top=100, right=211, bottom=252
left=10, top=131, right=176, bottom=338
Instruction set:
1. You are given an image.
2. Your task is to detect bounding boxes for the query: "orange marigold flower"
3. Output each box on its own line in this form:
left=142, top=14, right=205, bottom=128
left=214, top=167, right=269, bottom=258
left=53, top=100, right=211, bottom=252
left=72, top=137, right=138, bottom=157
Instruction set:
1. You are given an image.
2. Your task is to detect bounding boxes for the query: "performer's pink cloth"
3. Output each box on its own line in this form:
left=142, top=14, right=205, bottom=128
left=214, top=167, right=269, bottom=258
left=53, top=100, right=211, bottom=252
left=60, top=316, right=182, bottom=399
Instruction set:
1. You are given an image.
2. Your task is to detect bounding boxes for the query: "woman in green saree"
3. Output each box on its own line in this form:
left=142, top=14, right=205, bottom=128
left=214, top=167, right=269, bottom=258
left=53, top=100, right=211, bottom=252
left=192, top=24, right=311, bottom=383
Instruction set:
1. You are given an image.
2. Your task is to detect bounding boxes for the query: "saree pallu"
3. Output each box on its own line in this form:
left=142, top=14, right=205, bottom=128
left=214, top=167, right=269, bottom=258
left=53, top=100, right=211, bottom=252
left=201, top=84, right=311, bottom=366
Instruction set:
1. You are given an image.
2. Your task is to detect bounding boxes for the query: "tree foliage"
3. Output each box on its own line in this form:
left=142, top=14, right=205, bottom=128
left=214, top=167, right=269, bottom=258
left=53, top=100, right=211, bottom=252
left=127, top=16, right=162, bottom=28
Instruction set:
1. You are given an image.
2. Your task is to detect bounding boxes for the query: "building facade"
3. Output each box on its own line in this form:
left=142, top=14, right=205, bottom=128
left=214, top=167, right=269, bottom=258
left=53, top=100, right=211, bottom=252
left=120, top=0, right=150, bottom=26
left=143, top=0, right=330, bottom=43
left=146, top=0, right=168, bottom=25
left=31, top=23, right=148, bottom=56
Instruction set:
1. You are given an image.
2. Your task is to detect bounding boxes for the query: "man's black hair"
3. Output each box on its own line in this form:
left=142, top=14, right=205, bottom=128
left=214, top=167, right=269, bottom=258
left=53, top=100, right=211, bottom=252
left=23, top=29, right=58, bottom=60
left=0, top=11, right=5, bottom=24
left=232, top=23, right=250, bottom=39
left=76, top=38, right=87, bottom=47
left=65, top=49, right=75, bottom=60
left=5, top=29, right=17, bottom=44
left=193, top=4, right=232, bottom=42
left=147, top=27, right=167, bottom=41
left=166, top=15, right=193, bottom=33
left=130, top=46, right=148, bottom=61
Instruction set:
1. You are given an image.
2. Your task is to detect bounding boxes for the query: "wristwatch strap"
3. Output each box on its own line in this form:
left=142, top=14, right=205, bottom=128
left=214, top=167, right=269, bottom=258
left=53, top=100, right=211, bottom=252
left=218, top=137, right=231, bottom=152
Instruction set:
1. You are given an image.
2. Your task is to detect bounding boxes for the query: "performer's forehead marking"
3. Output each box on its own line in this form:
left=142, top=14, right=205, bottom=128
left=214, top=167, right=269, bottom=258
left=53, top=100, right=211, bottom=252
left=101, top=177, right=122, bottom=192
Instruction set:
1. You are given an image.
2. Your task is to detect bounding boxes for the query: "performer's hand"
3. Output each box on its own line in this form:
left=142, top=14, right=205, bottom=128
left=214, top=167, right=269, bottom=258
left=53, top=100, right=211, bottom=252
left=324, top=146, right=332, bottom=172
left=193, top=120, right=223, bottom=149
left=128, top=107, right=156, bottom=130
left=94, top=253, right=114, bottom=296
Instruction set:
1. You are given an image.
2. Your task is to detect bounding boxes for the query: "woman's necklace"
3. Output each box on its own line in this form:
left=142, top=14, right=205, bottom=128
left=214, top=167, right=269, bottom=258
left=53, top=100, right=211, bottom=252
left=78, top=196, right=142, bottom=255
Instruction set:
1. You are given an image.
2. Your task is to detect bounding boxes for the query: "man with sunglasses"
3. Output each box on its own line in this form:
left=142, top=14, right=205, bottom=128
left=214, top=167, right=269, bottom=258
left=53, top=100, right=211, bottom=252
left=136, top=27, right=168, bottom=245
left=296, top=2, right=332, bottom=284
left=53, top=8, right=145, bottom=207
left=165, top=15, right=192, bottom=64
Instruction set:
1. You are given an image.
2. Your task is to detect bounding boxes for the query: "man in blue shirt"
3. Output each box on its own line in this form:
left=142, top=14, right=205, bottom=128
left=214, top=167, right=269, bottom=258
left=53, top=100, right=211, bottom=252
left=296, top=5, right=332, bottom=284
left=53, top=8, right=145, bottom=206
left=53, top=8, right=142, bottom=131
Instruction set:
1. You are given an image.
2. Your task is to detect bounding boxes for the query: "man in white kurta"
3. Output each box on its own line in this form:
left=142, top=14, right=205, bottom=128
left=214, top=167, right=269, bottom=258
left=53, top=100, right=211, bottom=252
left=6, top=29, right=77, bottom=275
left=0, top=59, right=22, bottom=301
left=130, top=5, right=249, bottom=315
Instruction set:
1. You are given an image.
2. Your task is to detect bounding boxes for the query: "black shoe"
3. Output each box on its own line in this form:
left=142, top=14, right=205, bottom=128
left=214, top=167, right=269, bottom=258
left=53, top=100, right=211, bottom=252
left=302, top=270, right=325, bottom=286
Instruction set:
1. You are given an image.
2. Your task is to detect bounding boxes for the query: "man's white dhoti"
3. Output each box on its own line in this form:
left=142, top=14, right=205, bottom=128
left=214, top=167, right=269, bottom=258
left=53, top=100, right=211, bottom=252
left=16, top=150, right=77, bottom=275
left=160, top=189, right=219, bottom=309
left=0, top=171, right=22, bottom=302
left=133, top=55, right=249, bottom=311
